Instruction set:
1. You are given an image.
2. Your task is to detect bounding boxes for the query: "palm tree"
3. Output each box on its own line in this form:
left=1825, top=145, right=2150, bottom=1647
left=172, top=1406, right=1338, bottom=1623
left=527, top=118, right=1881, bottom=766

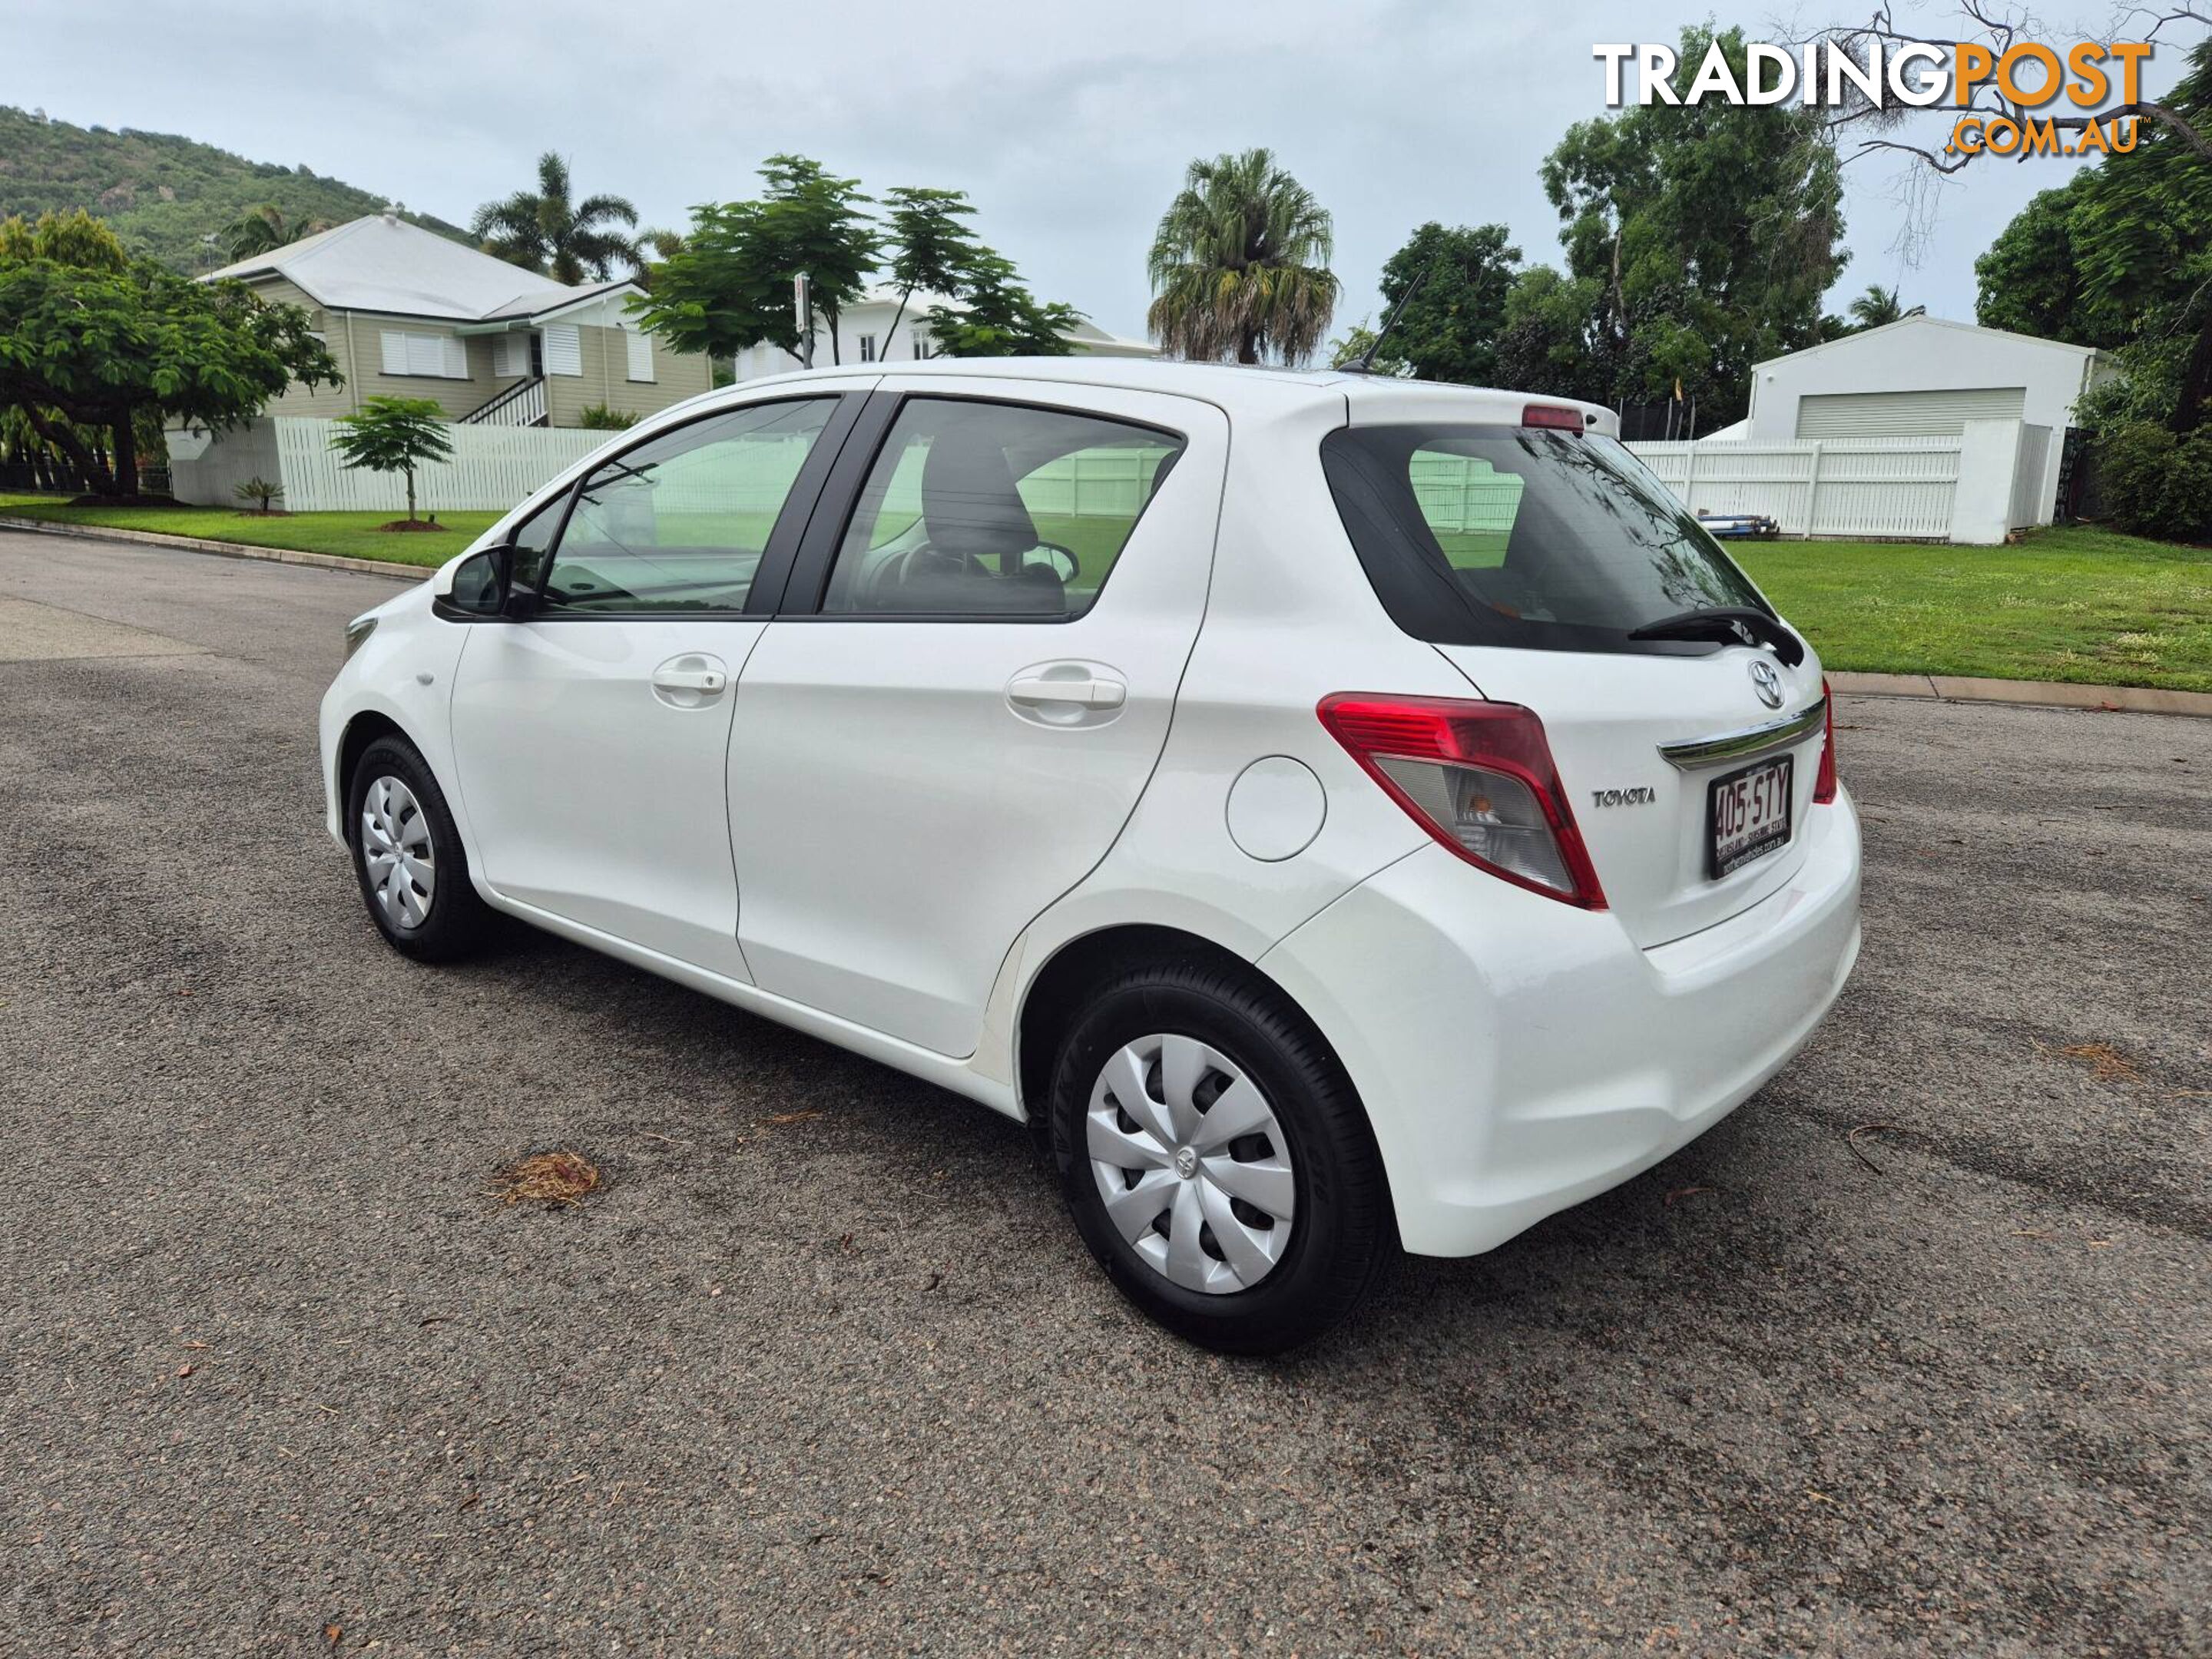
left=471, top=153, right=639, bottom=286
left=1147, top=149, right=1339, bottom=365
left=221, top=204, right=328, bottom=262
left=1848, top=285, right=1906, bottom=330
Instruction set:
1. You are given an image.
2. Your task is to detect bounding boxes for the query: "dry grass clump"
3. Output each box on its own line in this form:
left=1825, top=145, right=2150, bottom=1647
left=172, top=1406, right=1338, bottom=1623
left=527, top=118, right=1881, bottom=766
left=489, top=1149, right=601, bottom=1207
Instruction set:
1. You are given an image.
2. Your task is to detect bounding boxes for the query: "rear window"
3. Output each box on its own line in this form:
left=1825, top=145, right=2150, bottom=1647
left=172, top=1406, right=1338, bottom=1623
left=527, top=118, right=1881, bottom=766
left=1321, top=423, right=1771, bottom=654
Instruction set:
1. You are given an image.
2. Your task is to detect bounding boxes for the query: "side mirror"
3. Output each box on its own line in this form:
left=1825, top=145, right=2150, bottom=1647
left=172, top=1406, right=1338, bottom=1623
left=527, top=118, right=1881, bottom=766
left=438, top=541, right=526, bottom=620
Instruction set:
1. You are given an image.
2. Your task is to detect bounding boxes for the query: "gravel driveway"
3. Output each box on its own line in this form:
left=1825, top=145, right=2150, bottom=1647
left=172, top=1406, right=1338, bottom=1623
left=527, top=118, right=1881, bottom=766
left=2, top=529, right=2207, bottom=1657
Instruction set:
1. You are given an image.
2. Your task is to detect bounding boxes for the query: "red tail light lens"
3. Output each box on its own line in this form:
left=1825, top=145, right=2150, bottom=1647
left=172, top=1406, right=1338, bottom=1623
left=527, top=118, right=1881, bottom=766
left=1522, top=403, right=1585, bottom=431
left=1813, top=677, right=1839, bottom=804
left=1318, top=694, right=1607, bottom=909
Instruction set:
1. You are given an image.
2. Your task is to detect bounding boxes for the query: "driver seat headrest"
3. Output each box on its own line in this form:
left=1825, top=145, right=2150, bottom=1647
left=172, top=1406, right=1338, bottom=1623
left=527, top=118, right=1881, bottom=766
left=920, top=418, right=1040, bottom=568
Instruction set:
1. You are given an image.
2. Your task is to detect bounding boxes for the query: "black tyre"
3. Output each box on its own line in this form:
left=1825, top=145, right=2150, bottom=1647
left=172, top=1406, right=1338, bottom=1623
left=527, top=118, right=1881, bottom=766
left=1048, top=961, right=1394, bottom=1355
left=346, top=734, right=491, bottom=963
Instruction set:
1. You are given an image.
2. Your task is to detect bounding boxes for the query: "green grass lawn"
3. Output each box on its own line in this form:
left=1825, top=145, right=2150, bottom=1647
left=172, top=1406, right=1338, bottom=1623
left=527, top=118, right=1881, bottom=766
left=1736, top=526, right=2212, bottom=694
left=0, top=493, right=501, bottom=568
left=5, top=494, right=2207, bottom=691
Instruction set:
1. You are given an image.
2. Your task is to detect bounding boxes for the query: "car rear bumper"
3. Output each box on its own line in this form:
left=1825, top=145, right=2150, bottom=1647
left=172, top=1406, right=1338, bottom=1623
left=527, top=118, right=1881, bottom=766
left=1257, top=791, right=1861, bottom=1257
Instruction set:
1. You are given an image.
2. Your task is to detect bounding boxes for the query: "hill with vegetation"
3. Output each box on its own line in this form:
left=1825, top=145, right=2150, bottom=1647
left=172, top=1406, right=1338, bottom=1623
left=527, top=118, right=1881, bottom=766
left=0, top=104, right=469, bottom=271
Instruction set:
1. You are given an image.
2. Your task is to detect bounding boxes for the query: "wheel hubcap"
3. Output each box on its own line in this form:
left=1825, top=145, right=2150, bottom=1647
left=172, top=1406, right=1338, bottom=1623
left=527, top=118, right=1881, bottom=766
left=1086, top=1034, right=1296, bottom=1296
left=360, top=774, right=435, bottom=930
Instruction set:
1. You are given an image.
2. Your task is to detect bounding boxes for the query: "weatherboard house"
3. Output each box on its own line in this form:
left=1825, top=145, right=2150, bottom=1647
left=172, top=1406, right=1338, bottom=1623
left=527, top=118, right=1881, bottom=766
left=203, top=208, right=710, bottom=429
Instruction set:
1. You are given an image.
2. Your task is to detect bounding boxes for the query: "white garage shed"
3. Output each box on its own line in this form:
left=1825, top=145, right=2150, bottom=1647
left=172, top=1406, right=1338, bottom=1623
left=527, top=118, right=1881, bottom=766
left=1742, top=315, right=2114, bottom=524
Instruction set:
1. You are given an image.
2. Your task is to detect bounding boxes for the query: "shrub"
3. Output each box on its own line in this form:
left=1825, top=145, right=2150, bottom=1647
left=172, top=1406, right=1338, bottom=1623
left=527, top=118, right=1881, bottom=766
left=2094, top=421, right=2212, bottom=543
left=232, top=475, right=283, bottom=513
left=576, top=402, right=640, bottom=431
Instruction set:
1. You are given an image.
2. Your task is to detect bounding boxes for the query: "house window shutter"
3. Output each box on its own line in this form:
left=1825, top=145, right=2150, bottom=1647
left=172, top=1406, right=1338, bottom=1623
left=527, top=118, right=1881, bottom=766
left=442, top=336, right=469, bottom=379
left=380, top=330, right=409, bottom=376
left=545, top=325, right=583, bottom=376
left=625, top=329, right=654, bottom=382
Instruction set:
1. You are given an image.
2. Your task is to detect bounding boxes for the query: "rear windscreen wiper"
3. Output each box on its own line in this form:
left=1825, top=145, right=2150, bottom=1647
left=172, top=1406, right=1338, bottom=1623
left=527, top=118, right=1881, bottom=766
left=1627, top=605, right=1805, bottom=666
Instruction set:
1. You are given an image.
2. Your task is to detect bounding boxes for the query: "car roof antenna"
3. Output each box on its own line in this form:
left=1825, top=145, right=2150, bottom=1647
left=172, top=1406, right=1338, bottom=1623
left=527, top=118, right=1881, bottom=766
left=1341, top=260, right=1432, bottom=376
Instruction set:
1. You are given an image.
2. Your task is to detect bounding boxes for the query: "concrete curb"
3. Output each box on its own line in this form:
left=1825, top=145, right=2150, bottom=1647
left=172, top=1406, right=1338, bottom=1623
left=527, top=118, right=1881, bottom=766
left=0, top=515, right=429, bottom=584
left=5, top=515, right=2209, bottom=717
left=1830, top=669, right=2212, bottom=719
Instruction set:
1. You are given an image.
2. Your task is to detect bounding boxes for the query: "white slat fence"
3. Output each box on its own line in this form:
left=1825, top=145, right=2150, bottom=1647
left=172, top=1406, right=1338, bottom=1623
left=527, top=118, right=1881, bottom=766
left=1626, top=435, right=1963, bottom=539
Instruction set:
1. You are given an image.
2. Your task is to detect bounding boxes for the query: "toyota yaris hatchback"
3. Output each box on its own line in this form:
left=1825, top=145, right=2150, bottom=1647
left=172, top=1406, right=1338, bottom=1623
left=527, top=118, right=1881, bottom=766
left=323, top=360, right=1860, bottom=1353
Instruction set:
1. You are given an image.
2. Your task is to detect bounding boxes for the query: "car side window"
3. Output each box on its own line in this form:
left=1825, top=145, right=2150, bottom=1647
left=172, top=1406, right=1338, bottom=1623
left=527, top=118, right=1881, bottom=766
left=820, top=398, right=1184, bottom=618
left=539, top=399, right=836, bottom=614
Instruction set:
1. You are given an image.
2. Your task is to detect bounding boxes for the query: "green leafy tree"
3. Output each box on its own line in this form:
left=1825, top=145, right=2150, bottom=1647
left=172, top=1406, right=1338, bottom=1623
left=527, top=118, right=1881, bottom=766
left=757, top=155, right=877, bottom=364
left=1492, top=267, right=1612, bottom=403
left=879, top=186, right=985, bottom=359
left=1366, top=222, right=1522, bottom=385
left=631, top=154, right=878, bottom=367
left=472, top=152, right=639, bottom=285
left=1535, top=24, right=1846, bottom=423
left=0, top=210, right=338, bottom=496
left=922, top=252, right=1081, bottom=357
left=1147, top=148, right=1339, bottom=365
left=329, top=396, right=453, bottom=523
left=1976, top=40, right=2212, bottom=433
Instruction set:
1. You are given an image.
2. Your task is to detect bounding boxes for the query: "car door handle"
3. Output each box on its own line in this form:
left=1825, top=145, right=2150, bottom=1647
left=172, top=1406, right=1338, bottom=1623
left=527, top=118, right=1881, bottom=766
left=1008, top=674, right=1125, bottom=710
left=652, top=667, right=727, bottom=694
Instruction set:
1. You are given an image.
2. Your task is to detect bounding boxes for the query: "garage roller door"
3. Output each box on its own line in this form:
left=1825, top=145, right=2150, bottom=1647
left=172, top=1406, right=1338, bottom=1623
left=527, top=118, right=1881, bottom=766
left=1795, top=386, right=2025, bottom=438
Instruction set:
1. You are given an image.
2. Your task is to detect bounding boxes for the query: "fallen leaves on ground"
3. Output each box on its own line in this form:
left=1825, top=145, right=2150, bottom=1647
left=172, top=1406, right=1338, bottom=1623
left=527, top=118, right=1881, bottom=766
left=488, top=1149, right=601, bottom=1208
left=2038, top=1040, right=2141, bottom=1082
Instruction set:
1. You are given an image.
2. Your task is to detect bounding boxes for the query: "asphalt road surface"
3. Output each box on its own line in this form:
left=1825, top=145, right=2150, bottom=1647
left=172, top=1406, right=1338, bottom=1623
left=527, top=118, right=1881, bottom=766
left=2, top=528, right=2207, bottom=1657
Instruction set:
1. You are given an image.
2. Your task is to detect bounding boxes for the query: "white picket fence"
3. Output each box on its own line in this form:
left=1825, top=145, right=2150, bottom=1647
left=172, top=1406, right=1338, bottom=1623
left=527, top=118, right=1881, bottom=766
left=271, top=418, right=613, bottom=513
left=1624, top=435, right=1967, bottom=539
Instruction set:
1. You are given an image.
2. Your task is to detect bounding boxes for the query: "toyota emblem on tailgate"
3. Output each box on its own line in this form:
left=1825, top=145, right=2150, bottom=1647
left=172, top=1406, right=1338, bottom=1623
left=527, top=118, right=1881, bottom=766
left=1748, top=659, right=1784, bottom=708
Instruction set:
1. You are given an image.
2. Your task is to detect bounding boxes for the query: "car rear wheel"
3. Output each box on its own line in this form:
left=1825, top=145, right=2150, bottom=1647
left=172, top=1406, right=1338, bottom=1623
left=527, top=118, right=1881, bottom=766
left=346, top=734, right=489, bottom=963
left=1048, top=961, right=1393, bottom=1355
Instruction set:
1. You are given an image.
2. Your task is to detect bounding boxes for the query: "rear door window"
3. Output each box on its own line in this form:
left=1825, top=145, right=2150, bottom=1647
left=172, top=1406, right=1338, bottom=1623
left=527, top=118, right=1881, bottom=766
left=820, top=398, right=1184, bottom=618
left=1323, top=424, right=1770, bottom=654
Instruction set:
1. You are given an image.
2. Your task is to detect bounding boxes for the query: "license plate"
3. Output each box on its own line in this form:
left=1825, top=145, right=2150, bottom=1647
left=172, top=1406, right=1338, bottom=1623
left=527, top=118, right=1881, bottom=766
left=1707, top=754, right=1794, bottom=878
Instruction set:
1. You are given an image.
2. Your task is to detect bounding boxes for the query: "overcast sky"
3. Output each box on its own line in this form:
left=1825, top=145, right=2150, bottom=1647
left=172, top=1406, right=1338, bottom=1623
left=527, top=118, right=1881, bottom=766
left=3, top=0, right=2183, bottom=341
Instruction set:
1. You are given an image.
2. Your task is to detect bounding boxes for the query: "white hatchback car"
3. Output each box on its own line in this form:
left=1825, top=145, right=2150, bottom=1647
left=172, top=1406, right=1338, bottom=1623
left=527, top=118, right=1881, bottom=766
left=323, top=360, right=1860, bottom=1353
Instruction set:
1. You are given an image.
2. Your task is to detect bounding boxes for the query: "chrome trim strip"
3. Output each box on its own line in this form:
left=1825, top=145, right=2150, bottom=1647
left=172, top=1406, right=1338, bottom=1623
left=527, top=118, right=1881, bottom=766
left=1657, top=697, right=1827, bottom=770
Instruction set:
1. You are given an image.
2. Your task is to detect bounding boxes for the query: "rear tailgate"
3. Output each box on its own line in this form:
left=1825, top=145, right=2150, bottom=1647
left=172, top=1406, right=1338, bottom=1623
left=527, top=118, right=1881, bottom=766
left=1435, top=641, right=1828, bottom=948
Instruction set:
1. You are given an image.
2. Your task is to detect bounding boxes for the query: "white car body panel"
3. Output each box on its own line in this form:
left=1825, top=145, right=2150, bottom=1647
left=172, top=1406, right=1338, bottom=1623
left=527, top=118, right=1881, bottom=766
left=728, top=377, right=1228, bottom=1057
left=320, top=359, right=1860, bottom=1263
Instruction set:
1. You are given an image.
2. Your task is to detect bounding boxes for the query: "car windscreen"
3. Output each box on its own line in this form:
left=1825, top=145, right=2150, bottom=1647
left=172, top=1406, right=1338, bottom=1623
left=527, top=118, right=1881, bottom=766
left=1320, top=422, right=1773, bottom=654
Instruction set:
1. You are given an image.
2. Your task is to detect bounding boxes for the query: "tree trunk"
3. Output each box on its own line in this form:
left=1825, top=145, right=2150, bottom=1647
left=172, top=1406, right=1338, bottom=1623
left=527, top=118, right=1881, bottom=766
left=25, top=407, right=113, bottom=496
left=882, top=290, right=912, bottom=359
left=110, top=414, right=139, bottom=498
left=406, top=465, right=418, bottom=523
left=2174, top=303, right=2212, bottom=435
left=826, top=304, right=842, bottom=366
left=1237, top=329, right=1260, bottom=366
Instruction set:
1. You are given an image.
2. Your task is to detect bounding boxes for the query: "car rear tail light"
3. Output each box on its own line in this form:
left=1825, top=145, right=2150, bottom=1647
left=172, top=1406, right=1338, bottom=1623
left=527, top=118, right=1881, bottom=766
left=1813, top=677, right=1839, bottom=804
left=1318, top=694, right=1607, bottom=909
left=1522, top=404, right=1584, bottom=431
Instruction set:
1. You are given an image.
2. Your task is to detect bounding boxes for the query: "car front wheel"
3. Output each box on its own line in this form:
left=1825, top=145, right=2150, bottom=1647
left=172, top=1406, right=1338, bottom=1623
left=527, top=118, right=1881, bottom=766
left=1048, top=960, right=1394, bottom=1355
left=346, top=734, right=489, bottom=962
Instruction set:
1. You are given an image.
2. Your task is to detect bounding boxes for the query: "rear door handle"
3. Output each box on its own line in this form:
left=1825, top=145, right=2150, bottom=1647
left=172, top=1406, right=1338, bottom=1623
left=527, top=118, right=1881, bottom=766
left=1008, top=674, right=1125, bottom=710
